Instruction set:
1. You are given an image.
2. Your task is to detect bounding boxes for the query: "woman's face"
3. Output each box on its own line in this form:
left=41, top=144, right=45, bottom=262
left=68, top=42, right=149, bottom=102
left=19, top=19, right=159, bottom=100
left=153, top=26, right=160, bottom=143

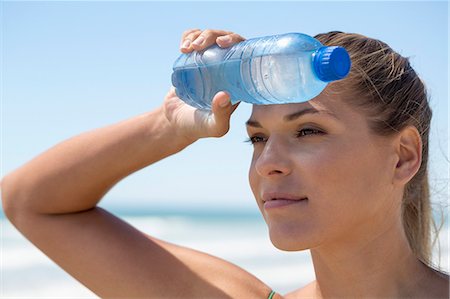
left=247, top=90, right=401, bottom=251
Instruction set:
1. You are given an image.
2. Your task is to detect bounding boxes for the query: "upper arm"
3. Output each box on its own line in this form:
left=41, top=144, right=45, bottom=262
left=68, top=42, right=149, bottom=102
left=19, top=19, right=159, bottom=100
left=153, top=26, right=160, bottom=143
left=9, top=207, right=272, bottom=298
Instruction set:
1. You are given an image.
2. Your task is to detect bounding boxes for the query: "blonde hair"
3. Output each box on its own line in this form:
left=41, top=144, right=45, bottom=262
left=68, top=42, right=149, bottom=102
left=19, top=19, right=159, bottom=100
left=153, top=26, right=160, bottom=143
left=314, top=31, right=438, bottom=265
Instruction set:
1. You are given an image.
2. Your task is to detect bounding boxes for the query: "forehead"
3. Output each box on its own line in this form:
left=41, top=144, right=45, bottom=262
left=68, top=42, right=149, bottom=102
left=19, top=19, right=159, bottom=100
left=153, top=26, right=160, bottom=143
left=249, top=91, right=344, bottom=120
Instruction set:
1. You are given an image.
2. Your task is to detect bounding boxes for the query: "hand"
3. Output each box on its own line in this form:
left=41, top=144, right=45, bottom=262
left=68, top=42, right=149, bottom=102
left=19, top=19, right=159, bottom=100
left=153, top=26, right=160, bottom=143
left=179, top=28, right=245, bottom=53
left=163, top=87, right=238, bottom=142
left=163, top=29, right=246, bottom=142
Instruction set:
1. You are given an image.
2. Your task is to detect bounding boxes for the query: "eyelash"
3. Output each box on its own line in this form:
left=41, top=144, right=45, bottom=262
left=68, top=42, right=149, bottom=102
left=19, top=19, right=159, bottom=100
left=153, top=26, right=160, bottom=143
left=296, top=128, right=324, bottom=138
left=246, top=128, right=324, bottom=145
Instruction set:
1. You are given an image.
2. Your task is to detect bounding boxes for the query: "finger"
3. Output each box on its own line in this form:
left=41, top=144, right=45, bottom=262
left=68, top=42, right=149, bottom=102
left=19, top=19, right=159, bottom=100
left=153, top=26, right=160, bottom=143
left=216, top=33, right=246, bottom=48
left=208, top=91, right=236, bottom=137
left=211, top=91, right=239, bottom=115
left=167, top=86, right=177, bottom=98
left=180, top=29, right=202, bottom=53
left=180, top=31, right=202, bottom=53
left=191, top=29, right=234, bottom=51
left=179, top=29, right=197, bottom=50
left=181, top=28, right=201, bottom=41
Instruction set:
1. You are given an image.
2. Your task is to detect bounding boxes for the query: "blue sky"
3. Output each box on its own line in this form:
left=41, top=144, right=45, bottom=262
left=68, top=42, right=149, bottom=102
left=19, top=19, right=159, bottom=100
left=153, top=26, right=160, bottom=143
left=2, top=1, right=448, bottom=211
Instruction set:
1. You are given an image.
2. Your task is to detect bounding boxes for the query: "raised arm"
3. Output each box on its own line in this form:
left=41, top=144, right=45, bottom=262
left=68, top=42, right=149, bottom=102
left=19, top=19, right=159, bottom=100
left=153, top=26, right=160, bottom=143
left=1, top=30, right=275, bottom=298
left=2, top=89, right=232, bottom=216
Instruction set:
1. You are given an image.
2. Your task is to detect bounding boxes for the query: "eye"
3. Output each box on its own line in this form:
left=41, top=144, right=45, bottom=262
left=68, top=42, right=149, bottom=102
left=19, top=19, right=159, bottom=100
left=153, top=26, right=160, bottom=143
left=245, top=135, right=267, bottom=145
left=296, top=128, right=324, bottom=138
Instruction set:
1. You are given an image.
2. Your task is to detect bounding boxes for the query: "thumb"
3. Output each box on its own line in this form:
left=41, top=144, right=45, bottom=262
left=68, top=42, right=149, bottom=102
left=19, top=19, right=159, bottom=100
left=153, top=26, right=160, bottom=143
left=208, top=91, right=237, bottom=137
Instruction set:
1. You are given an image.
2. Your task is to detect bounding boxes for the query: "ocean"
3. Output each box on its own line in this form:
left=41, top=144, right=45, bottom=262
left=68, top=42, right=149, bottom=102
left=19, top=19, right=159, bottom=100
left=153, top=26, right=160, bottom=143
left=2, top=207, right=448, bottom=298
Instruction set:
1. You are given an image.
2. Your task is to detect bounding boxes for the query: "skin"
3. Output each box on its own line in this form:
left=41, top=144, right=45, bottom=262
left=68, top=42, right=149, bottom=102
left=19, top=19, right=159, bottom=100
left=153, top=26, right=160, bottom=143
left=247, top=94, right=449, bottom=298
left=1, top=29, right=448, bottom=298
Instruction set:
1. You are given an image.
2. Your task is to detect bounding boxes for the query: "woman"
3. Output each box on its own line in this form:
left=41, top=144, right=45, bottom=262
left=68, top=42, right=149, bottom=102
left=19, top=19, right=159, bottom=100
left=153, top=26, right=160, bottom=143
left=2, top=29, right=449, bottom=298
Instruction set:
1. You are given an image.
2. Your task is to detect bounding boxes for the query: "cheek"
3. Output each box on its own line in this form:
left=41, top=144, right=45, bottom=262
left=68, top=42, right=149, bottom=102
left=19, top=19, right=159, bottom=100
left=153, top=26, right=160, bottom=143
left=248, top=158, right=266, bottom=216
left=248, top=157, right=260, bottom=199
left=305, top=138, right=394, bottom=225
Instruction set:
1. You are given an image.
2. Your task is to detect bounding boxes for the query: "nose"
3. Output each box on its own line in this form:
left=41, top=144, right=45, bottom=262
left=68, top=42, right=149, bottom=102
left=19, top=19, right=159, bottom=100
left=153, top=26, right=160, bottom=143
left=254, top=136, right=292, bottom=178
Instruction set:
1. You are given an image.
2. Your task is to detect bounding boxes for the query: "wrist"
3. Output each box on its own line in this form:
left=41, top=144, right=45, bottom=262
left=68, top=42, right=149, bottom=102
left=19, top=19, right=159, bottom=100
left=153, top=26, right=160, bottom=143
left=146, top=106, right=198, bottom=151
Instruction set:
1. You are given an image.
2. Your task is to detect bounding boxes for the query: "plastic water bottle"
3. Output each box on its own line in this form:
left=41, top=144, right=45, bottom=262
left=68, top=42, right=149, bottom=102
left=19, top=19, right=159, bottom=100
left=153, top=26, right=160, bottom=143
left=171, top=32, right=351, bottom=109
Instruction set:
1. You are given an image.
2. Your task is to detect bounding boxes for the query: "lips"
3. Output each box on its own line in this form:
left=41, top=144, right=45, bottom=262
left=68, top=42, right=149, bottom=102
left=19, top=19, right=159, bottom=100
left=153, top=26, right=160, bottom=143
left=262, top=192, right=308, bottom=203
left=263, top=196, right=308, bottom=209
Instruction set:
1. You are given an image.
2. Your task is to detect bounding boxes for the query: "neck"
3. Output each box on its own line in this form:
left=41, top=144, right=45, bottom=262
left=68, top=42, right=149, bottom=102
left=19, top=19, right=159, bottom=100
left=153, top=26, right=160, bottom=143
left=309, top=213, right=428, bottom=298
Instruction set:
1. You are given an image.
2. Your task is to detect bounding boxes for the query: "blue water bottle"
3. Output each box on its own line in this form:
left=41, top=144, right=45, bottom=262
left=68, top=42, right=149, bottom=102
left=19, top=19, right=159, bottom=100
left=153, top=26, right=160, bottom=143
left=171, top=33, right=351, bottom=109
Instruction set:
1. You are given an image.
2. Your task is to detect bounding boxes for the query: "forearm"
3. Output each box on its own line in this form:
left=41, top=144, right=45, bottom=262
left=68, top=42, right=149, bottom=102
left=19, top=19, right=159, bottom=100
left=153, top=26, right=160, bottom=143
left=2, top=106, right=193, bottom=216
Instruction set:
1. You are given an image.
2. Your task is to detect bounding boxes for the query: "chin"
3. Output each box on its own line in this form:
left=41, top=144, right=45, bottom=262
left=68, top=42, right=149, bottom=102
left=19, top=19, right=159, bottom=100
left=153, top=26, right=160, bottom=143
left=267, top=226, right=314, bottom=252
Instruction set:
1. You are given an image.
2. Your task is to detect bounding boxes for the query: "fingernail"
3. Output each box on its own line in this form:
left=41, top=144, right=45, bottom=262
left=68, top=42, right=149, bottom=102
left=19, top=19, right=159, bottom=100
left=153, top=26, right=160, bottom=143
left=192, top=36, right=205, bottom=46
left=181, top=40, right=191, bottom=49
left=218, top=36, right=232, bottom=43
left=219, top=96, right=230, bottom=108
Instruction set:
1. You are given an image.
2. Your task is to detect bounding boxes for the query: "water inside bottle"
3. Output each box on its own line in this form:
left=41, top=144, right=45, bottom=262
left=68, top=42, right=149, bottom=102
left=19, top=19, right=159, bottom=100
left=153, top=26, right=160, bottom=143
left=172, top=60, right=245, bottom=109
left=172, top=52, right=327, bottom=109
left=242, top=52, right=327, bottom=104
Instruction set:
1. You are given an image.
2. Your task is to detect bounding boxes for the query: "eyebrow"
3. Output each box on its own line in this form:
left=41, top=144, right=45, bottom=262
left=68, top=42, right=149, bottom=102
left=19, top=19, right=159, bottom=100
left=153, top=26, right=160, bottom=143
left=245, top=107, right=339, bottom=128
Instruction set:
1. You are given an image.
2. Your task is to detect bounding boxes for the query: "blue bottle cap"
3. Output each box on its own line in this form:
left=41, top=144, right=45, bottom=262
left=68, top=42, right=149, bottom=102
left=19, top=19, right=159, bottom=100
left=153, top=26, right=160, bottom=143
left=313, top=46, right=351, bottom=82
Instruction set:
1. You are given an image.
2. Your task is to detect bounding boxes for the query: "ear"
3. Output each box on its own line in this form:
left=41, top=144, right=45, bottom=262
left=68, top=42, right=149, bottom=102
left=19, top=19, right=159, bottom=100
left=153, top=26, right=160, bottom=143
left=392, top=125, right=422, bottom=186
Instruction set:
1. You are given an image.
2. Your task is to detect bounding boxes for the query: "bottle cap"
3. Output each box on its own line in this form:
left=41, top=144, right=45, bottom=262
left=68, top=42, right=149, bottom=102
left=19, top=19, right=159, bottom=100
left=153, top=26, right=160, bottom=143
left=314, top=46, right=351, bottom=82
